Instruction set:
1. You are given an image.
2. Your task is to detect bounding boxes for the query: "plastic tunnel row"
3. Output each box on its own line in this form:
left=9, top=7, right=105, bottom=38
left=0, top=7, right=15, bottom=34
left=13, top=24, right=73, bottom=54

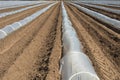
left=74, top=1, right=120, bottom=6
left=79, top=1, right=120, bottom=8
left=0, top=2, right=51, bottom=18
left=0, top=3, right=57, bottom=39
left=70, top=3, right=120, bottom=30
left=75, top=2, right=120, bottom=15
left=0, top=1, right=46, bottom=10
left=60, top=2, right=100, bottom=80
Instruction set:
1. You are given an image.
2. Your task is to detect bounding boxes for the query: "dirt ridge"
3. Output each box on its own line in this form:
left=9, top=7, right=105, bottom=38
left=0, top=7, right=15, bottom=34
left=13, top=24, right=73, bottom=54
left=65, top=3, right=120, bottom=80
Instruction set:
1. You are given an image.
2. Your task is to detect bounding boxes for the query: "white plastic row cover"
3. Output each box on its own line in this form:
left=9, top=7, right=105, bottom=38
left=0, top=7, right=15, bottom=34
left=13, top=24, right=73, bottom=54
left=77, top=3, right=120, bottom=15
left=71, top=3, right=120, bottom=30
left=0, top=2, right=50, bottom=18
left=60, top=52, right=100, bottom=80
left=0, top=3, right=56, bottom=39
left=73, top=1, right=120, bottom=6
left=0, top=1, right=47, bottom=10
left=61, top=2, right=100, bottom=80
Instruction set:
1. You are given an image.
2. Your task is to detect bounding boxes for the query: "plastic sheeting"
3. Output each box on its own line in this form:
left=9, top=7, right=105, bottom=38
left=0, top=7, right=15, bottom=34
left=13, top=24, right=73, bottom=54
left=0, top=2, right=50, bottom=18
left=2, top=25, right=15, bottom=34
left=61, top=53, right=100, bottom=80
left=11, top=22, right=22, bottom=30
left=0, top=30, right=7, bottom=39
left=0, top=1, right=48, bottom=10
left=0, top=3, right=56, bottom=39
left=76, top=3, right=120, bottom=15
left=61, top=2, right=100, bottom=80
left=73, top=1, right=120, bottom=6
left=71, top=3, right=120, bottom=30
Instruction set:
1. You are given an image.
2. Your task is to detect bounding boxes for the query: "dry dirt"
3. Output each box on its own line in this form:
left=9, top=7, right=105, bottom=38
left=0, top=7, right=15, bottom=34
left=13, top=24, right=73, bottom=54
left=0, top=3, right=39, bottom=13
left=0, top=4, right=48, bottom=29
left=91, top=3, right=120, bottom=10
left=0, top=2, right=120, bottom=80
left=0, top=3, right=62, bottom=80
left=79, top=4, right=120, bottom=20
left=66, top=3, right=120, bottom=80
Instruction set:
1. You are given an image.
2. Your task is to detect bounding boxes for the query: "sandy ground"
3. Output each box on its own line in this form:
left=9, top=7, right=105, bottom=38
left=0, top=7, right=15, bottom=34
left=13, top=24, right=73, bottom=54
left=92, top=4, right=120, bottom=10
left=0, top=2, right=62, bottom=80
left=79, top=4, right=120, bottom=20
left=66, top=3, right=120, bottom=80
left=46, top=5, right=62, bottom=80
left=0, top=2, right=119, bottom=80
left=0, top=4, right=48, bottom=29
left=0, top=4, right=37, bottom=13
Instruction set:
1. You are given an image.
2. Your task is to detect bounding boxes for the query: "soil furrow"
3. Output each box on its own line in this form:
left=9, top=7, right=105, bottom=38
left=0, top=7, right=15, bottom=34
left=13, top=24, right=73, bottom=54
left=0, top=2, right=119, bottom=80
left=69, top=5, right=120, bottom=37
left=65, top=4, right=120, bottom=80
left=91, top=3, right=120, bottom=10
left=0, top=4, right=54, bottom=52
left=46, top=5, right=62, bottom=80
left=79, top=4, right=120, bottom=20
left=67, top=4, right=120, bottom=70
left=67, top=4, right=120, bottom=44
left=0, top=4, right=48, bottom=29
left=70, top=5, right=120, bottom=33
left=0, top=4, right=37, bottom=13
left=0, top=4, right=56, bottom=79
left=1, top=3, right=60, bottom=80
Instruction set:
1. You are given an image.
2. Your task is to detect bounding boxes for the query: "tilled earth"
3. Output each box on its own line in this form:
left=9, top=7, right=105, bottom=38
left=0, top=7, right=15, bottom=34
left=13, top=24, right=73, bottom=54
left=0, top=2, right=120, bottom=80
left=0, top=3, right=39, bottom=13
left=78, top=3, right=120, bottom=20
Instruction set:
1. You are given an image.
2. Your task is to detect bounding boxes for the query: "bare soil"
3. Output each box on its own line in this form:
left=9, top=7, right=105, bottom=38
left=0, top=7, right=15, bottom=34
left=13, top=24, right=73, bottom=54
left=79, top=4, right=120, bottom=20
left=66, top=3, right=120, bottom=80
left=0, top=4, right=48, bottom=29
left=0, top=2, right=119, bottom=80
left=0, top=3, right=54, bottom=79
left=91, top=3, right=120, bottom=10
left=0, top=4, right=37, bottom=13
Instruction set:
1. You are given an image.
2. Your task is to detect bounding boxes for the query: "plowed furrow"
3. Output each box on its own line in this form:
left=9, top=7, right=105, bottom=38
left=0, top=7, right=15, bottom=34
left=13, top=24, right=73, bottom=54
left=46, top=5, right=62, bottom=80
left=67, top=4, right=120, bottom=70
left=65, top=4, right=120, bottom=80
left=0, top=4, right=35, bottom=13
left=0, top=2, right=119, bottom=80
left=0, top=4, right=56, bottom=79
left=92, top=4, right=120, bottom=10
left=0, top=4, right=48, bottom=29
left=0, top=4, right=54, bottom=52
left=1, top=3, right=60, bottom=80
left=79, top=4, right=120, bottom=20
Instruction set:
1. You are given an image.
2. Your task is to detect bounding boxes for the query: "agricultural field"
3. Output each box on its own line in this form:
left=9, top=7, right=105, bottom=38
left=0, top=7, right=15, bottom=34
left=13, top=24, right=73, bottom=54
left=0, top=1, right=120, bottom=80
